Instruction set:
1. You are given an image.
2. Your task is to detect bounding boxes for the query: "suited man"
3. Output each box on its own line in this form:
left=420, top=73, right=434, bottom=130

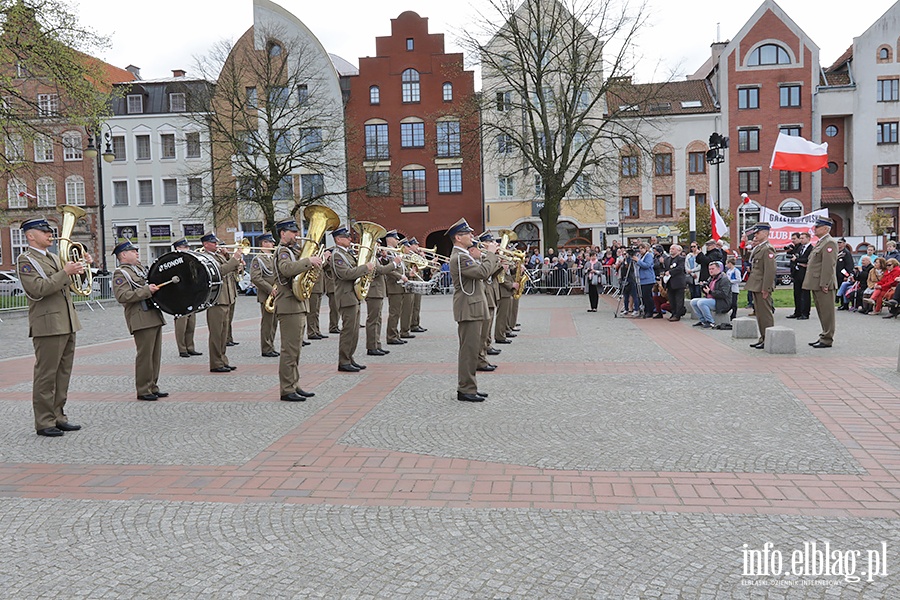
left=16, top=217, right=90, bottom=436
left=171, top=238, right=201, bottom=358
left=663, top=244, right=687, bottom=321
left=365, top=248, right=402, bottom=356
left=250, top=233, right=279, bottom=357
left=272, top=219, right=322, bottom=400
left=744, top=223, right=776, bottom=349
left=786, top=232, right=812, bottom=320
left=803, top=217, right=839, bottom=348
left=384, top=230, right=410, bottom=345
left=327, top=225, right=375, bottom=372
left=112, top=241, right=167, bottom=401
left=202, top=233, right=242, bottom=372
left=448, top=218, right=499, bottom=402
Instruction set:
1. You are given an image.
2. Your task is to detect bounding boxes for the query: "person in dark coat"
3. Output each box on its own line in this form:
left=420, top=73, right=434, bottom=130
left=834, top=238, right=855, bottom=306
left=663, top=244, right=687, bottom=321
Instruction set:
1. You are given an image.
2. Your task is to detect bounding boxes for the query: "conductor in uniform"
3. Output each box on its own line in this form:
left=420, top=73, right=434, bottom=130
left=172, top=238, right=201, bottom=358
left=803, top=216, right=839, bottom=348
left=448, top=218, right=499, bottom=402
left=250, top=233, right=279, bottom=357
left=745, top=223, right=776, bottom=349
left=202, top=232, right=243, bottom=372
left=273, top=218, right=325, bottom=401
left=16, top=217, right=91, bottom=437
left=111, top=241, right=168, bottom=401
left=327, top=225, right=375, bottom=371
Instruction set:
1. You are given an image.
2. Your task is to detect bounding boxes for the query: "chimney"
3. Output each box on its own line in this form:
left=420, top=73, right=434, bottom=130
left=172, top=69, right=186, bottom=78
left=125, top=64, right=141, bottom=80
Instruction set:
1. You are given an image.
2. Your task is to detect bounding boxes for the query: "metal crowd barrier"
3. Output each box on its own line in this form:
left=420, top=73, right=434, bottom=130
left=0, top=275, right=114, bottom=321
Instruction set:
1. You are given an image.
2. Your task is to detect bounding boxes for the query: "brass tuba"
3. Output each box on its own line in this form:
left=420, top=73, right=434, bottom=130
left=291, top=205, right=341, bottom=301
left=56, top=205, right=93, bottom=296
left=353, top=221, right=387, bottom=300
left=496, top=229, right=517, bottom=283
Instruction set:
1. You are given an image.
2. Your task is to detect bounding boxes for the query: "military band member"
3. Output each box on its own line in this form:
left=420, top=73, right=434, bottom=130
left=366, top=248, right=402, bottom=356
left=250, top=233, right=279, bottom=357
left=745, top=223, right=776, bottom=349
left=324, top=262, right=341, bottom=334
left=202, top=232, right=242, bottom=372
left=226, top=257, right=242, bottom=347
left=273, top=218, right=325, bottom=401
left=306, top=263, right=328, bottom=340
left=327, top=225, right=376, bottom=371
left=496, top=262, right=516, bottom=346
left=407, top=237, right=427, bottom=334
left=803, top=216, right=839, bottom=348
left=399, top=238, right=416, bottom=340
left=112, top=241, right=167, bottom=401
left=384, top=230, right=410, bottom=345
left=172, top=238, right=201, bottom=358
left=476, top=232, right=499, bottom=372
left=448, top=218, right=500, bottom=402
left=16, top=217, right=90, bottom=436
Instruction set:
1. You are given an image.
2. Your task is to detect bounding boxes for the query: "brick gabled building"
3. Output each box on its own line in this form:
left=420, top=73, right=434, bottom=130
left=346, top=11, right=482, bottom=253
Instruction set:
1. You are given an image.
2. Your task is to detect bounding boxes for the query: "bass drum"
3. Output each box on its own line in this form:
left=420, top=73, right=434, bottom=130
left=147, top=251, right=222, bottom=316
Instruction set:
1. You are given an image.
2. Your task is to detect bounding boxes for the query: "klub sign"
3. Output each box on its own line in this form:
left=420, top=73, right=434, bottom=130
left=741, top=205, right=830, bottom=248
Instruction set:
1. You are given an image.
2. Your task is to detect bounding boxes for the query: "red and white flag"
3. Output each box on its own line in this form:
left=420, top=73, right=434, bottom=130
left=769, top=132, right=828, bottom=172
left=18, top=190, right=37, bottom=199
left=710, top=203, right=728, bottom=241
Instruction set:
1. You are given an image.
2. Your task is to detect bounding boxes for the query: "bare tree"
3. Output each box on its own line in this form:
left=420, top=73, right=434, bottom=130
left=463, top=0, right=659, bottom=250
left=189, top=24, right=351, bottom=235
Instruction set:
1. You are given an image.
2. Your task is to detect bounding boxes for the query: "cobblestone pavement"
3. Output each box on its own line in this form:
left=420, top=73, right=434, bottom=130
left=2, top=293, right=900, bottom=598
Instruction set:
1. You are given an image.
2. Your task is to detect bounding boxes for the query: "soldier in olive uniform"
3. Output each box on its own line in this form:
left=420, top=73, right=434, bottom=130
left=399, top=238, right=416, bottom=340
left=172, top=239, right=201, bottom=358
left=112, top=241, right=168, bottom=401
left=803, top=216, right=839, bottom=348
left=324, top=261, right=341, bottom=334
left=16, top=217, right=90, bottom=436
left=250, top=233, right=279, bottom=357
left=496, top=263, right=517, bottom=345
left=273, top=218, right=325, bottom=401
left=326, top=225, right=376, bottom=371
left=476, top=232, right=500, bottom=372
left=306, top=263, right=327, bottom=340
left=407, top=237, right=428, bottom=334
left=202, top=233, right=243, bottom=372
left=384, top=231, right=410, bottom=345
left=448, top=218, right=500, bottom=402
left=366, top=248, right=402, bottom=356
left=744, top=223, right=777, bottom=349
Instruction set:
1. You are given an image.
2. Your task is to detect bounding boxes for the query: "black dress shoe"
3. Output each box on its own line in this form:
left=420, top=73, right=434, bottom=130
left=226, top=341, right=239, bottom=346
left=55, top=422, right=81, bottom=431
left=476, top=391, right=489, bottom=398
left=487, top=348, right=501, bottom=356
left=295, top=388, right=315, bottom=398
left=280, top=392, right=307, bottom=402
left=411, top=326, right=427, bottom=333
left=329, top=329, right=341, bottom=334
left=152, top=391, right=169, bottom=398
left=210, top=367, right=232, bottom=373
left=226, top=365, right=237, bottom=371
left=796, top=315, right=809, bottom=320
left=749, top=342, right=765, bottom=349
left=351, top=361, right=367, bottom=369
left=338, top=363, right=361, bottom=372
left=137, top=393, right=159, bottom=401
left=307, top=334, right=322, bottom=340
left=36, top=427, right=64, bottom=437
left=179, top=352, right=190, bottom=358
left=477, top=365, right=497, bottom=372
left=188, top=351, right=203, bottom=356
left=400, top=333, right=416, bottom=339
left=302, top=340, right=311, bottom=346
left=785, top=314, right=798, bottom=319
left=810, top=341, right=832, bottom=348
left=495, top=339, right=512, bottom=344
left=262, top=351, right=280, bottom=357
left=387, top=339, right=406, bottom=345
left=367, top=349, right=386, bottom=356
left=318, top=334, right=329, bottom=338
left=378, top=348, right=390, bottom=354
left=506, top=333, right=517, bottom=338
left=457, top=391, right=485, bottom=402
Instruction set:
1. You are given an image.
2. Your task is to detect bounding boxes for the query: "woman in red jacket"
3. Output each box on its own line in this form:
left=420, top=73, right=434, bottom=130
left=867, top=258, right=900, bottom=314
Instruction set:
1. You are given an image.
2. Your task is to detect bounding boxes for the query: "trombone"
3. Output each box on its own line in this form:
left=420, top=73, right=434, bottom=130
left=217, top=238, right=275, bottom=254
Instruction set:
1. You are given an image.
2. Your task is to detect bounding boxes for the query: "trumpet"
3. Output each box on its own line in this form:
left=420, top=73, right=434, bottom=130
left=218, top=238, right=274, bottom=254
left=418, top=246, right=450, bottom=268
left=353, top=243, right=430, bottom=269
left=475, top=241, right=526, bottom=262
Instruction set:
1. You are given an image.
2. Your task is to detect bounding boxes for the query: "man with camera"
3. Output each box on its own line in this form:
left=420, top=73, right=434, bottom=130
left=785, top=232, right=812, bottom=319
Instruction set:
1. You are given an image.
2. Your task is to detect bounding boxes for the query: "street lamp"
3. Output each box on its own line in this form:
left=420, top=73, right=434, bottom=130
left=619, top=209, right=627, bottom=245
left=84, top=126, right=115, bottom=272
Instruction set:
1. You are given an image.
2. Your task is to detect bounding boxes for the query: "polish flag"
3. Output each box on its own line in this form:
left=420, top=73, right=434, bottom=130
left=769, top=132, right=828, bottom=172
left=18, top=190, right=37, bottom=199
left=710, top=203, right=728, bottom=241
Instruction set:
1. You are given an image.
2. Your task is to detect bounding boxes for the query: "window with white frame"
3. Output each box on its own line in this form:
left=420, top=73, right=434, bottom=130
left=369, top=85, right=380, bottom=105
left=574, top=174, right=591, bottom=197
left=437, top=168, right=462, bottom=193
left=185, top=131, right=201, bottom=158
left=113, top=181, right=128, bottom=206
left=136, top=134, right=151, bottom=160
left=127, top=94, right=143, bottom=114
left=436, top=121, right=460, bottom=157
left=138, top=180, right=153, bottom=205
left=402, top=169, right=426, bottom=205
left=498, top=175, right=514, bottom=197
left=533, top=174, right=545, bottom=197
left=36, top=177, right=55, bottom=207
left=497, top=133, right=513, bottom=154
left=34, top=135, right=54, bottom=162
left=187, top=178, right=202, bottom=204
left=163, top=179, right=178, bottom=204
left=8, top=178, right=27, bottom=208
left=161, top=133, right=176, bottom=159
left=496, top=91, right=512, bottom=111
left=5, top=133, right=23, bottom=162
left=62, top=131, right=82, bottom=160
left=112, top=135, right=126, bottom=161
left=442, top=82, right=453, bottom=102
left=65, top=175, right=85, bottom=206
left=169, top=93, right=186, bottom=112
left=300, top=174, right=323, bottom=200
left=401, top=69, right=420, bottom=103
left=11, top=228, right=28, bottom=262
left=366, top=171, right=390, bottom=196
left=37, top=93, right=59, bottom=116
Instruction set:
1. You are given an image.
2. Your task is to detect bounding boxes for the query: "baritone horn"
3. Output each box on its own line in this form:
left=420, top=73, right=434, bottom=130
left=496, top=229, right=517, bottom=283
left=353, top=221, right=387, bottom=300
left=56, top=205, right=93, bottom=296
left=291, top=205, right=341, bottom=301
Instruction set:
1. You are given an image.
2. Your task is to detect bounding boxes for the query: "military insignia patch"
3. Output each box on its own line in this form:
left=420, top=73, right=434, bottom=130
left=279, top=252, right=290, bottom=260
left=114, top=277, right=125, bottom=286
left=826, top=248, right=833, bottom=253
left=20, top=264, right=32, bottom=273
left=768, top=253, right=774, bottom=258
left=335, top=257, right=345, bottom=266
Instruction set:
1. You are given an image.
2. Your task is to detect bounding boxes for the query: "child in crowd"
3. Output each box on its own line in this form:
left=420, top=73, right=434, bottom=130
left=725, top=258, right=741, bottom=320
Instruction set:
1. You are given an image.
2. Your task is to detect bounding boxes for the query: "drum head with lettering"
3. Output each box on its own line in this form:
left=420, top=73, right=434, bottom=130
left=148, top=251, right=220, bottom=316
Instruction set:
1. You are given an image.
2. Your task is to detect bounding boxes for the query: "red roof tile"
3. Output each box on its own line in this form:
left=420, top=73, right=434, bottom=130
left=821, top=187, right=854, bottom=205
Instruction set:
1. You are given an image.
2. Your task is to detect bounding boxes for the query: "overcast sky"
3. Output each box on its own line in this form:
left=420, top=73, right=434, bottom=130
left=76, top=0, right=896, bottom=83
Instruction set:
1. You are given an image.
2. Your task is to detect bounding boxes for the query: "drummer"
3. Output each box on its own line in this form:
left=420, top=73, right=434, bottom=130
left=172, top=238, right=201, bottom=359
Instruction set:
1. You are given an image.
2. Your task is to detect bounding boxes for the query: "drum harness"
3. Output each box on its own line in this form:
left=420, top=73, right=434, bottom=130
left=118, top=263, right=152, bottom=311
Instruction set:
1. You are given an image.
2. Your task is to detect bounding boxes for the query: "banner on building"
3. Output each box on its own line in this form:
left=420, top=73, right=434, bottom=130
left=741, top=206, right=830, bottom=248
left=149, top=224, right=172, bottom=244
left=183, top=223, right=205, bottom=241
left=115, top=225, right=137, bottom=244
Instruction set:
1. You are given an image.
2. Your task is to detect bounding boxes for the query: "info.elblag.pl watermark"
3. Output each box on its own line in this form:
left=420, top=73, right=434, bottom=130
left=741, top=541, right=888, bottom=585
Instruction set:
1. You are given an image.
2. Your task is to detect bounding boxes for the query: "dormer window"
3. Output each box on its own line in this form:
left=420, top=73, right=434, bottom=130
left=748, top=44, right=790, bottom=66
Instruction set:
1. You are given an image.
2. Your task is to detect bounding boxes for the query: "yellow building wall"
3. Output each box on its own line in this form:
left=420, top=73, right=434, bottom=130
left=486, top=198, right=607, bottom=229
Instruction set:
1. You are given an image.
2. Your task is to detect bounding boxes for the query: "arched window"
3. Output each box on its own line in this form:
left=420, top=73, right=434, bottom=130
left=36, top=176, right=56, bottom=207
left=401, top=69, right=420, bottom=103
left=748, top=44, right=790, bottom=66
left=880, top=47, right=891, bottom=61
left=7, top=177, right=27, bottom=208
left=369, top=85, right=380, bottom=105
left=780, top=199, right=803, bottom=217
left=442, top=82, right=453, bottom=102
left=65, top=175, right=85, bottom=206
left=267, top=41, right=282, bottom=57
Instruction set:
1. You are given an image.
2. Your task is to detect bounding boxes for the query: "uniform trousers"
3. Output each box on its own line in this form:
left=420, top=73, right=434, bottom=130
left=327, top=293, right=340, bottom=332
left=338, top=303, right=361, bottom=365
left=812, top=289, right=836, bottom=346
left=457, top=320, right=482, bottom=394
left=509, top=297, right=520, bottom=331
left=207, top=304, right=231, bottom=369
left=307, top=292, right=323, bottom=337
left=400, top=293, right=414, bottom=335
left=259, top=303, right=278, bottom=354
left=751, top=291, right=775, bottom=344
left=277, top=312, right=307, bottom=396
left=386, top=293, right=403, bottom=341
left=411, top=293, right=422, bottom=329
left=226, top=302, right=236, bottom=344
left=495, top=297, right=512, bottom=341
left=32, top=332, right=76, bottom=430
left=133, top=326, right=162, bottom=396
left=174, top=314, right=196, bottom=353
left=365, top=297, right=384, bottom=350
left=479, top=308, right=494, bottom=368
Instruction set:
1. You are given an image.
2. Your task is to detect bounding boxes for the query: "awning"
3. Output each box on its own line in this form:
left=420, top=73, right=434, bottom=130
left=821, top=187, right=854, bottom=205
